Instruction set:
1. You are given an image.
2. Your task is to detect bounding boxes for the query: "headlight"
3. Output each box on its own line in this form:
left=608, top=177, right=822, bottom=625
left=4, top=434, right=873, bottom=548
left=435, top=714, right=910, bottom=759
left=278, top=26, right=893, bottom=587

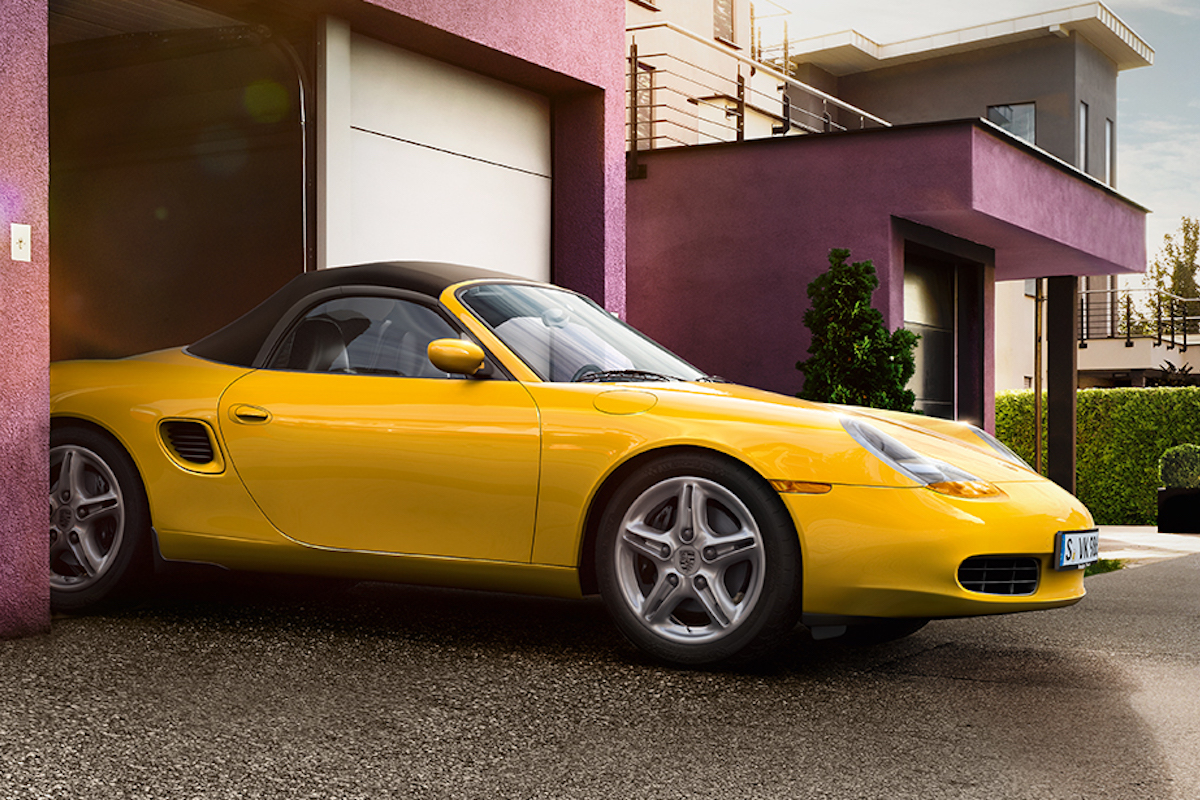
left=841, top=417, right=1004, bottom=499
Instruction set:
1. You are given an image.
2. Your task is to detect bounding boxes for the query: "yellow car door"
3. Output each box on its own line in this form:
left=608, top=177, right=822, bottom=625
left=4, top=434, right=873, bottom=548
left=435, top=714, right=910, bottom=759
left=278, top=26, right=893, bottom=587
left=217, top=294, right=541, bottom=562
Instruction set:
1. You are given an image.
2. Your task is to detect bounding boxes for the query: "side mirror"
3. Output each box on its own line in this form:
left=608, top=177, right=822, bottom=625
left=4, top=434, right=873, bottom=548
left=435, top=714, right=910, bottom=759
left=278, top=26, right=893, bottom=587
left=428, top=338, right=487, bottom=376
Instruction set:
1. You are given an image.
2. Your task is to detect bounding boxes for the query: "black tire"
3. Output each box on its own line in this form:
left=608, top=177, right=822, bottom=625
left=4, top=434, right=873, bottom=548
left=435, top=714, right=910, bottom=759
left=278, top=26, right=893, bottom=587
left=49, top=426, right=153, bottom=611
left=596, top=452, right=802, bottom=666
left=837, top=618, right=929, bottom=646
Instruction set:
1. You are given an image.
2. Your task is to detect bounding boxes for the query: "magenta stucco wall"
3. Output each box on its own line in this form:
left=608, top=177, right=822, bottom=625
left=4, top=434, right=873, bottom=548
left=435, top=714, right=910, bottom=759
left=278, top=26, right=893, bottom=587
left=626, top=120, right=1146, bottom=427
left=364, top=0, right=628, bottom=312
left=0, top=0, right=49, bottom=636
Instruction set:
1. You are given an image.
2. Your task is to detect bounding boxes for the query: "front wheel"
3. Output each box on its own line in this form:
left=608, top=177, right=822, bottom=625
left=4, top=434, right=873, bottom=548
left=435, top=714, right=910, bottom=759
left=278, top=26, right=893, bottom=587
left=49, top=427, right=153, bottom=611
left=596, top=453, right=802, bottom=666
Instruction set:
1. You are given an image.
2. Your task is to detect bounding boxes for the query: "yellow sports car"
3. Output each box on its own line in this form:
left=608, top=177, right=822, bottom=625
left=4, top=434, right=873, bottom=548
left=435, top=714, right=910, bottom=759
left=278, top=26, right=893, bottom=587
left=50, top=262, right=1097, bottom=665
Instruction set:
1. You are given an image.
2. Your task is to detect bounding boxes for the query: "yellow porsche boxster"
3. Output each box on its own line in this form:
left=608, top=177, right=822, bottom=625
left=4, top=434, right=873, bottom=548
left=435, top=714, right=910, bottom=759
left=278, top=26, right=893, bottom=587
left=49, top=262, right=1097, bottom=664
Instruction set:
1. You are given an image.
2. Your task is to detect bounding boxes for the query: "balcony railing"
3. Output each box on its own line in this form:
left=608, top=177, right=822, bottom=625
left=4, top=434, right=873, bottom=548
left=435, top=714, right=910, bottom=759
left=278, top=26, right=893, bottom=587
left=625, top=21, right=888, bottom=173
left=1079, top=286, right=1200, bottom=352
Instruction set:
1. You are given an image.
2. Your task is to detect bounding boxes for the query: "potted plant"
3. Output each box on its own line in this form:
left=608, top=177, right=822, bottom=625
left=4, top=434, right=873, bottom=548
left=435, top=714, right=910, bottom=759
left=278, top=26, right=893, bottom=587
left=1158, top=444, right=1200, bottom=533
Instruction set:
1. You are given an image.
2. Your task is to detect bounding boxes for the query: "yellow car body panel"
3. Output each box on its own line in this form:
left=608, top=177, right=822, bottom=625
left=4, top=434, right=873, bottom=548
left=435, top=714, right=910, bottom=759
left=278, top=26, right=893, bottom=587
left=217, top=368, right=541, bottom=561
left=49, top=351, right=284, bottom=549
left=49, top=267, right=1095, bottom=630
left=51, top=351, right=578, bottom=596
left=520, top=381, right=1091, bottom=622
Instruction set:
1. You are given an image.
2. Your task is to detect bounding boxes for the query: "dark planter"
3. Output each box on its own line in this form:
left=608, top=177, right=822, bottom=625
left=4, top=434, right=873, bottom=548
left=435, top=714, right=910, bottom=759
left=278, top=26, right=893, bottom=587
left=1158, top=487, right=1200, bottom=534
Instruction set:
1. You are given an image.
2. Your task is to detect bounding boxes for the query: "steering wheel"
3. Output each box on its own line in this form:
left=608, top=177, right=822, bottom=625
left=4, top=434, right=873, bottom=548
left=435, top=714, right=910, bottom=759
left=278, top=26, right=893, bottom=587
left=571, top=363, right=603, bottom=382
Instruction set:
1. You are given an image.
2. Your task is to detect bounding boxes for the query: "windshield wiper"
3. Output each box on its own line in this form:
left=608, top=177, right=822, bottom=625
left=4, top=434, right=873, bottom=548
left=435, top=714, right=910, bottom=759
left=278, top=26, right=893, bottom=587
left=696, top=375, right=727, bottom=383
left=574, top=369, right=679, bottom=383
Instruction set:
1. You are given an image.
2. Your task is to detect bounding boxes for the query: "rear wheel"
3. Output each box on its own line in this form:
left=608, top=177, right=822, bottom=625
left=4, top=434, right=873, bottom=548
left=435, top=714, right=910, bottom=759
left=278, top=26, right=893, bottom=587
left=49, top=427, right=152, bottom=611
left=596, top=453, right=802, bottom=666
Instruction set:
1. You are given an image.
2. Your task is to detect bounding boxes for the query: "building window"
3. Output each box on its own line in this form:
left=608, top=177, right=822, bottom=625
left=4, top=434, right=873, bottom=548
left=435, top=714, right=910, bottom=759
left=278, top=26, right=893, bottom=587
left=714, top=0, right=734, bottom=45
left=1105, top=118, right=1115, bottom=186
left=1079, top=101, right=1089, bottom=172
left=986, top=103, right=1035, bottom=145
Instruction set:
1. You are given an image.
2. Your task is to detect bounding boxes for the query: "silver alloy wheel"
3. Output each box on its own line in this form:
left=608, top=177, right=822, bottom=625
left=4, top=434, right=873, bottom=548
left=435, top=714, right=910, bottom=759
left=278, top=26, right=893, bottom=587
left=49, top=444, right=126, bottom=590
left=613, top=476, right=765, bottom=644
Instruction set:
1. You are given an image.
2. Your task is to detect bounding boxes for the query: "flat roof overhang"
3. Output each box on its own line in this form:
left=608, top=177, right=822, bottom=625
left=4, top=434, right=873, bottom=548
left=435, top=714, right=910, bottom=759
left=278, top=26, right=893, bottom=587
left=893, top=119, right=1147, bottom=280
left=791, top=2, right=1153, bottom=75
left=627, top=115, right=1148, bottom=298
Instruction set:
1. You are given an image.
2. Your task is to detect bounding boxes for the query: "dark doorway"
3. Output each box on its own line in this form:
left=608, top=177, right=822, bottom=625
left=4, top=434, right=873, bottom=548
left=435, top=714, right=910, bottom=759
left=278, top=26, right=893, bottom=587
left=50, top=17, right=308, bottom=360
left=903, top=244, right=985, bottom=424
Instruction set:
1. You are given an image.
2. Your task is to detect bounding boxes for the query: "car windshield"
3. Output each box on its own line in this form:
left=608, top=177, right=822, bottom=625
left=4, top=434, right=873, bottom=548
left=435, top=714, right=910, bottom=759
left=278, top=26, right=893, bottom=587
left=459, top=283, right=706, bottom=383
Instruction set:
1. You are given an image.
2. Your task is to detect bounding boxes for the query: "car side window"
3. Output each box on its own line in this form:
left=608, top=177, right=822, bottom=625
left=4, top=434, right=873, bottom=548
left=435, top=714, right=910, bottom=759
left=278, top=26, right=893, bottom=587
left=267, top=296, right=461, bottom=378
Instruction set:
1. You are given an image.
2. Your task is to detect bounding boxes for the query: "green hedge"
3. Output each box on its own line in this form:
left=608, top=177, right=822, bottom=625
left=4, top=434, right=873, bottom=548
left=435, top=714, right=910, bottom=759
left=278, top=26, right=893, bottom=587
left=995, top=387, right=1200, bottom=524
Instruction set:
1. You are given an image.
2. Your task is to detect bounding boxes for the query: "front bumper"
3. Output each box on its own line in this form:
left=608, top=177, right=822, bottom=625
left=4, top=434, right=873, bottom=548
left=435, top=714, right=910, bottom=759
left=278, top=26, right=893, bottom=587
left=781, top=480, right=1093, bottom=619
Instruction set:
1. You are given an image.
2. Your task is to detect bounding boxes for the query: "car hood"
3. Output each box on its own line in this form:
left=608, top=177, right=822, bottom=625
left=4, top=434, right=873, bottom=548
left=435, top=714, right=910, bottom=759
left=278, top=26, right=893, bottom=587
left=585, top=380, right=1040, bottom=488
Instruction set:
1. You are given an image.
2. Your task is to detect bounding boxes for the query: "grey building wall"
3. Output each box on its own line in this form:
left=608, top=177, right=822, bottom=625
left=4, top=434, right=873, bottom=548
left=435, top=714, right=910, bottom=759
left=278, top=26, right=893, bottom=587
left=822, top=32, right=1118, bottom=181
left=1075, top=34, right=1120, bottom=184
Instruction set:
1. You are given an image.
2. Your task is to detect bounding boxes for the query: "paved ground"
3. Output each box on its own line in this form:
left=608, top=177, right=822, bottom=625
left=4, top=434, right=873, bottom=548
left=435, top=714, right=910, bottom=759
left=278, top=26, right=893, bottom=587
left=1098, top=525, right=1200, bottom=566
left=2, top=538, right=1198, bottom=799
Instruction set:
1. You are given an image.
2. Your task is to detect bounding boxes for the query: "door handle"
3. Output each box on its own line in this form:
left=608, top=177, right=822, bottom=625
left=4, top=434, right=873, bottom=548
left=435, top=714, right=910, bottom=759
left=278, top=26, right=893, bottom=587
left=229, top=404, right=272, bottom=424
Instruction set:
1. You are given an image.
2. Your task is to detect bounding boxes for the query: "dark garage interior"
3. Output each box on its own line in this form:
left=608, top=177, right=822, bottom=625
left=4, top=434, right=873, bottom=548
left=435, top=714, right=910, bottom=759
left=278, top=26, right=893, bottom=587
left=49, top=0, right=311, bottom=360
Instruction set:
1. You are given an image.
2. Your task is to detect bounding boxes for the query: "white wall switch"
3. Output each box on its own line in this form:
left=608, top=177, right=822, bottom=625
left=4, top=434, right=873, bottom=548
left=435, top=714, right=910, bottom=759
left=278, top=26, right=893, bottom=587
left=11, top=223, right=31, bottom=262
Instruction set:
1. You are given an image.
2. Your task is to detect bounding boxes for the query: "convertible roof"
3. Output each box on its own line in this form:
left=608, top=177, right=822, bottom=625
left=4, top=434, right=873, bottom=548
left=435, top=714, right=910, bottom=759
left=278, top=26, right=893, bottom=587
left=187, top=261, right=521, bottom=367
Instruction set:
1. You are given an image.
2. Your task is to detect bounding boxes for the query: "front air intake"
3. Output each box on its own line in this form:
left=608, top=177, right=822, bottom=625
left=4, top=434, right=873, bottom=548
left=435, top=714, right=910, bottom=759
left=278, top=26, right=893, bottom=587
left=162, top=421, right=215, bottom=465
left=957, top=556, right=1040, bottom=596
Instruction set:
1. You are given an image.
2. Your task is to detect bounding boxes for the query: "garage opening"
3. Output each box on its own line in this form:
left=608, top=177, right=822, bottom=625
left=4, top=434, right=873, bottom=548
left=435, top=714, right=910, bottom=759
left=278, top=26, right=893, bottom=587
left=49, top=0, right=308, bottom=360
left=49, top=2, right=557, bottom=362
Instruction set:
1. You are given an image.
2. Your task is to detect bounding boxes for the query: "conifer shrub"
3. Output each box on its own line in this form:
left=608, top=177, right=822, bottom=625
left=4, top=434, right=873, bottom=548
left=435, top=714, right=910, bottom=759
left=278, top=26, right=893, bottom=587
left=796, top=248, right=919, bottom=411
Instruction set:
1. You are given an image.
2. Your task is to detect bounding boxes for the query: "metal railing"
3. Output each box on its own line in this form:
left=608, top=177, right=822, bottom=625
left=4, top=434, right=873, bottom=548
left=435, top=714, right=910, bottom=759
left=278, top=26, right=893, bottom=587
left=625, top=22, right=888, bottom=174
left=1078, top=286, right=1200, bottom=352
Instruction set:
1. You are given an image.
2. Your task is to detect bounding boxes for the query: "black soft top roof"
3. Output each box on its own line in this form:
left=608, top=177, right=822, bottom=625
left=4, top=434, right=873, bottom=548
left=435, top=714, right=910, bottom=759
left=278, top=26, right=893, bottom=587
left=187, top=261, right=520, bottom=367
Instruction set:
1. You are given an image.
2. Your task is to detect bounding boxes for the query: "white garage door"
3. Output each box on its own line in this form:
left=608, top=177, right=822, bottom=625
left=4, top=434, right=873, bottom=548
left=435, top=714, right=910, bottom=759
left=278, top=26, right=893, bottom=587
left=318, top=19, right=551, bottom=281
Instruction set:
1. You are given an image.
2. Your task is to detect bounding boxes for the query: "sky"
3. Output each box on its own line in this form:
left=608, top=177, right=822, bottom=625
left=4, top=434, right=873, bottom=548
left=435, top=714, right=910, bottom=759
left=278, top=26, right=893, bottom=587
left=762, top=0, right=1200, bottom=273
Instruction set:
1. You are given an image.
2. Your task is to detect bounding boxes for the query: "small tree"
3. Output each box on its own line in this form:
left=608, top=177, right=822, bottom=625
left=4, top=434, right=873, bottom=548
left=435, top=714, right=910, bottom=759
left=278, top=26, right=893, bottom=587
left=1145, top=216, right=1200, bottom=334
left=796, top=248, right=919, bottom=411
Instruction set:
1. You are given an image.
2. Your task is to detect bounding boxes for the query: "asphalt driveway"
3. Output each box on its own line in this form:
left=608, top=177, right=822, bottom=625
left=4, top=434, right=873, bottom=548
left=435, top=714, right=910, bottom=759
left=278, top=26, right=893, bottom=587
left=2, top=551, right=1199, bottom=799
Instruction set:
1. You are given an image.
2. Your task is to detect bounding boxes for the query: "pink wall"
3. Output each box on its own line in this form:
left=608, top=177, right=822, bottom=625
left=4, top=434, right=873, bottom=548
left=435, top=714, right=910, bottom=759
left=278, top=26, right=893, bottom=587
left=0, top=0, right=50, bottom=636
left=626, top=120, right=1146, bottom=427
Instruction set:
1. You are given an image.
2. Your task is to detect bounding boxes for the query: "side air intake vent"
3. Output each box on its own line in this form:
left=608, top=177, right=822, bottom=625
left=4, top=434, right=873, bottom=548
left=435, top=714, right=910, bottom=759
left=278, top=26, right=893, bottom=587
left=958, top=556, right=1040, bottom=596
left=162, top=421, right=215, bottom=464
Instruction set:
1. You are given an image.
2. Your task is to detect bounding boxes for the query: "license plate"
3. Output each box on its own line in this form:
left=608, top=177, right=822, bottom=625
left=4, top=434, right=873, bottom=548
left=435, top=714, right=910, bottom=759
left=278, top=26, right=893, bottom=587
left=1054, top=529, right=1100, bottom=570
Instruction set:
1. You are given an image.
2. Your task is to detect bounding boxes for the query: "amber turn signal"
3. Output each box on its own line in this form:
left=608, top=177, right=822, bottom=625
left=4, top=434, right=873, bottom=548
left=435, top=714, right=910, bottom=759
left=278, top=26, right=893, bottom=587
left=926, top=480, right=1005, bottom=499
